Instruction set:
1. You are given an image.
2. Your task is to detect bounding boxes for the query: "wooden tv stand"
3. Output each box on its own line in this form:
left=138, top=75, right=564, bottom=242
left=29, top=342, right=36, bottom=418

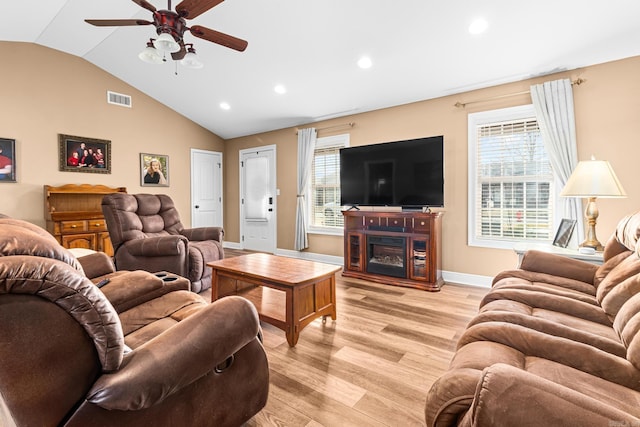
left=342, top=210, right=443, bottom=291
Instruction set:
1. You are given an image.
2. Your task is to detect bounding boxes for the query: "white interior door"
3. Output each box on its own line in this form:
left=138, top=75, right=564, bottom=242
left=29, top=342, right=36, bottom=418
left=191, top=149, right=223, bottom=228
left=240, top=145, right=276, bottom=253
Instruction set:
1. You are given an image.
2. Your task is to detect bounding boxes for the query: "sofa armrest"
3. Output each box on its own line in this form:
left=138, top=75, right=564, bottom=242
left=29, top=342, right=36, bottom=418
left=123, top=235, right=188, bottom=257
left=180, top=226, right=224, bottom=242
left=517, top=250, right=598, bottom=284
left=465, top=364, right=640, bottom=427
left=76, top=252, right=116, bottom=279
left=86, top=296, right=260, bottom=410
left=99, top=271, right=190, bottom=313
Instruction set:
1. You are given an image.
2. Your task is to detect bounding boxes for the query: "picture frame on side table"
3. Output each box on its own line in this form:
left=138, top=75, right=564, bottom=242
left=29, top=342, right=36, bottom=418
left=553, top=218, right=577, bottom=248
left=140, top=153, right=169, bottom=186
left=0, top=138, right=16, bottom=183
left=59, top=134, right=111, bottom=174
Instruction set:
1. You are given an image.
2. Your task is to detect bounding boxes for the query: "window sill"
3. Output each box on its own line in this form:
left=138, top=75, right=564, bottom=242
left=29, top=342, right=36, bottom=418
left=307, top=227, right=343, bottom=237
left=468, top=238, right=552, bottom=250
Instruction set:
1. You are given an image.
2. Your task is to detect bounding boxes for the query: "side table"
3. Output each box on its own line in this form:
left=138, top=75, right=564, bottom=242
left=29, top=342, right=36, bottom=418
left=513, top=243, right=604, bottom=267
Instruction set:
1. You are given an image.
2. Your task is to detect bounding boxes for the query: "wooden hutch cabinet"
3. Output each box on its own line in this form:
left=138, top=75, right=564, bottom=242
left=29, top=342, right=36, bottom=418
left=44, top=184, right=126, bottom=256
left=342, top=210, right=443, bottom=291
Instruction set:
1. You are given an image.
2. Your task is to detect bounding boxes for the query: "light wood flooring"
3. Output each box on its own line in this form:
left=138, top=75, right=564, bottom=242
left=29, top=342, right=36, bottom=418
left=219, top=250, right=489, bottom=427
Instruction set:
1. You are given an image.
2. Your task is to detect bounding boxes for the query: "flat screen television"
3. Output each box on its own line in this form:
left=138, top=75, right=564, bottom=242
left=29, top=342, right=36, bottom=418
left=340, top=135, right=444, bottom=209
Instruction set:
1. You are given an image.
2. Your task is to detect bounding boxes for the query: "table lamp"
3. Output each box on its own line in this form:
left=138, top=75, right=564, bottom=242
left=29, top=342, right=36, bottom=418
left=560, top=157, right=626, bottom=251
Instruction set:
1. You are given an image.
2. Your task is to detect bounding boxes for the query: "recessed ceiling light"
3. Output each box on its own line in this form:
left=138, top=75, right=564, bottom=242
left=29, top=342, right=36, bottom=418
left=468, top=18, right=488, bottom=35
left=274, top=84, right=287, bottom=94
left=219, top=102, right=230, bottom=110
left=357, top=56, right=372, bottom=69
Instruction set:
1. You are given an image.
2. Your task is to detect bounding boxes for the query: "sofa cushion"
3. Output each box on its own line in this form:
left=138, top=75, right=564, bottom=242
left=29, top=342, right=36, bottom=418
left=594, top=250, right=634, bottom=289
left=613, top=293, right=640, bottom=370
left=454, top=326, right=640, bottom=390
left=480, top=288, right=611, bottom=325
left=615, top=211, right=640, bottom=254
left=118, top=290, right=206, bottom=338
left=0, top=220, right=84, bottom=273
left=596, top=254, right=640, bottom=319
left=133, top=194, right=183, bottom=235
left=493, top=269, right=597, bottom=297
left=470, top=308, right=625, bottom=357
left=516, top=250, right=599, bottom=285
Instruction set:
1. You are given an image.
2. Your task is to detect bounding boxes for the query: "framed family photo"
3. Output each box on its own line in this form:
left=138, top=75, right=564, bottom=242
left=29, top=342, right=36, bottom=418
left=59, top=134, right=111, bottom=174
left=0, top=138, right=16, bottom=183
left=140, top=153, right=169, bottom=186
left=552, top=218, right=577, bottom=248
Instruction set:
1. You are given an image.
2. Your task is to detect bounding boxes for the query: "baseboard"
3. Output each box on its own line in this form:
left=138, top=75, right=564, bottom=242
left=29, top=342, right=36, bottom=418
left=223, top=241, right=243, bottom=250
left=442, top=271, right=491, bottom=288
left=222, top=242, right=492, bottom=288
left=274, top=248, right=343, bottom=266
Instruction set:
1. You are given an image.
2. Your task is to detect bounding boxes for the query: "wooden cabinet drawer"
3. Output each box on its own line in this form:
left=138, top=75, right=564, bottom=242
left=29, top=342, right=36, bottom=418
left=413, top=218, right=431, bottom=232
left=386, top=217, right=405, bottom=229
left=60, top=220, right=87, bottom=233
left=364, top=216, right=380, bottom=228
left=61, top=233, right=96, bottom=251
left=87, top=220, right=107, bottom=232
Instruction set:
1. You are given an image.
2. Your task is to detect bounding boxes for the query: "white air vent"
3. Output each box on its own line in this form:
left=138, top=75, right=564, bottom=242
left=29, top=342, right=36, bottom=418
left=107, top=91, right=132, bottom=108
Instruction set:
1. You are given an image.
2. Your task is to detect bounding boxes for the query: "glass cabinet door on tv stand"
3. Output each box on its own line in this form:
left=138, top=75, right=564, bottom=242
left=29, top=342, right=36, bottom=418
left=346, top=232, right=364, bottom=272
left=409, top=237, right=429, bottom=281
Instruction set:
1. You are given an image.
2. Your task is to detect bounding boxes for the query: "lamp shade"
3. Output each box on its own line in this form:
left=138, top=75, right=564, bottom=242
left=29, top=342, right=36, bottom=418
left=181, top=51, right=204, bottom=69
left=560, top=159, right=626, bottom=198
left=153, top=32, right=181, bottom=53
left=138, top=45, right=163, bottom=64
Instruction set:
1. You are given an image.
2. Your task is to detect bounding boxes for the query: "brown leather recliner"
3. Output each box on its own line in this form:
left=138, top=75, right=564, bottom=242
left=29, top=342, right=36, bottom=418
left=102, top=193, right=223, bottom=293
left=0, top=217, right=269, bottom=426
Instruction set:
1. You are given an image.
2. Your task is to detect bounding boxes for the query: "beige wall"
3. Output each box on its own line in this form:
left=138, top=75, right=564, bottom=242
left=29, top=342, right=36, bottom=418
left=3, top=41, right=638, bottom=279
left=225, top=56, right=640, bottom=277
left=0, top=42, right=224, bottom=227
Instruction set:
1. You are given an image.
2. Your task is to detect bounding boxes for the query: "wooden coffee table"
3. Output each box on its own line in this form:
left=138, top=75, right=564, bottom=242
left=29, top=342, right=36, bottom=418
left=207, top=253, right=341, bottom=346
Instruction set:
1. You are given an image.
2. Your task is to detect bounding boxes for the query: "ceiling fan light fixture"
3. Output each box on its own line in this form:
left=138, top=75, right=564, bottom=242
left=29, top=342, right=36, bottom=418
left=153, top=31, right=181, bottom=53
left=139, top=41, right=163, bottom=64
left=181, top=46, right=204, bottom=69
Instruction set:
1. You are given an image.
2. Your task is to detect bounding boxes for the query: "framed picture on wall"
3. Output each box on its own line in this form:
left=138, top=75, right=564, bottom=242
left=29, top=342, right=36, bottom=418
left=140, top=153, right=169, bottom=186
left=0, top=138, right=16, bottom=183
left=552, top=218, right=577, bottom=248
left=58, top=134, right=111, bottom=174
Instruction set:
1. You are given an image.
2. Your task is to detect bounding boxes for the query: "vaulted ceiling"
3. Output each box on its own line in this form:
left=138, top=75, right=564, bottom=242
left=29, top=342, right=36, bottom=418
left=4, top=1, right=640, bottom=139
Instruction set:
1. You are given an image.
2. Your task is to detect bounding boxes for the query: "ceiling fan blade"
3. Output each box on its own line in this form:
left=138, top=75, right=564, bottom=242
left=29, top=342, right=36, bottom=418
left=85, top=19, right=153, bottom=27
left=172, top=45, right=187, bottom=60
left=189, top=25, right=247, bottom=52
left=132, top=0, right=157, bottom=12
left=176, top=0, right=224, bottom=19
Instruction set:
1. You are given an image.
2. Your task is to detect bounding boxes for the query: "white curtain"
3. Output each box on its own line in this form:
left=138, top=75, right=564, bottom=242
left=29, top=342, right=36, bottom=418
left=530, top=79, right=584, bottom=245
left=294, top=128, right=317, bottom=251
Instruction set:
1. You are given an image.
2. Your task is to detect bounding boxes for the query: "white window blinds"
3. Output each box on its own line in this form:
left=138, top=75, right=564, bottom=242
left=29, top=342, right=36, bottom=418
left=472, top=111, right=554, bottom=244
left=308, top=134, right=349, bottom=231
left=311, top=145, right=343, bottom=228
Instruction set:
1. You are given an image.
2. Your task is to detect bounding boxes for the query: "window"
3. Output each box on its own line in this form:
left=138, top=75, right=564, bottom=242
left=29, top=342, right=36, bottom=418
left=468, top=105, right=555, bottom=249
left=308, top=134, right=349, bottom=234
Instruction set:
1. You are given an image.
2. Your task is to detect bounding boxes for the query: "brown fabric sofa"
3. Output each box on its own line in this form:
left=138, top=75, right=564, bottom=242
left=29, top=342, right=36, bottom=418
left=0, top=217, right=268, bottom=427
left=101, top=193, right=224, bottom=293
left=425, top=211, right=640, bottom=426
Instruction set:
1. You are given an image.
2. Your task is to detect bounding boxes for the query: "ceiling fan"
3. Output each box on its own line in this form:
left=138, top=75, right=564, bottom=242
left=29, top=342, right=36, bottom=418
left=85, top=0, right=247, bottom=68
